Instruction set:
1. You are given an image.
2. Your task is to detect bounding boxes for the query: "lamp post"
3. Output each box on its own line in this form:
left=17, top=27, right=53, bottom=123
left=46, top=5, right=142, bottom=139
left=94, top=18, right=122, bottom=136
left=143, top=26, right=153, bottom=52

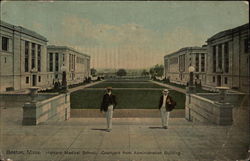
left=188, top=66, right=195, bottom=93
left=61, top=65, right=68, bottom=93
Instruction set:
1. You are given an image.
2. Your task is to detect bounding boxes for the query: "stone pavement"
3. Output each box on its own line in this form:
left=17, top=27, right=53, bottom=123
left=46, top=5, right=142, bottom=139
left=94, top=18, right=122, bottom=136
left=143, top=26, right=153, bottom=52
left=1, top=107, right=249, bottom=161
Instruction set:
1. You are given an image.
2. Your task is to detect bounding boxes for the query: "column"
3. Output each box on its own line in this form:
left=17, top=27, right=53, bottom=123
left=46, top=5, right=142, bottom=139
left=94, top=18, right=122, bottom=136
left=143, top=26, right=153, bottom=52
left=29, top=42, right=32, bottom=72
left=222, top=44, right=225, bottom=73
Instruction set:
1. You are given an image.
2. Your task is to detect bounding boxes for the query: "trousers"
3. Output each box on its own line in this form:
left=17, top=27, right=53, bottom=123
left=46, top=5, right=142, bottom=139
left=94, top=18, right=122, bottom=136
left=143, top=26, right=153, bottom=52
left=160, top=107, right=170, bottom=127
left=105, top=105, right=113, bottom=129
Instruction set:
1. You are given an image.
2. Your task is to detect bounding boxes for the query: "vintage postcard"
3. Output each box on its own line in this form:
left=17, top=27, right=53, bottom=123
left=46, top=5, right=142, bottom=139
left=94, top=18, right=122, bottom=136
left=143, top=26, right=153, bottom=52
left=0, top=1, right=249, bottom=161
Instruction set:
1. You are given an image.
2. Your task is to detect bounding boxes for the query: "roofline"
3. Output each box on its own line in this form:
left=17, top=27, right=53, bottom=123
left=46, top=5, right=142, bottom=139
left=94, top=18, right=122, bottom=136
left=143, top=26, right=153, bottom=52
left=0, top=20, right=48, bottom=42
left=164, top=46, right=206, bottom=58
left=207, top=23, right=249, bottom=42
left=47, top=45, right=90, bottom=58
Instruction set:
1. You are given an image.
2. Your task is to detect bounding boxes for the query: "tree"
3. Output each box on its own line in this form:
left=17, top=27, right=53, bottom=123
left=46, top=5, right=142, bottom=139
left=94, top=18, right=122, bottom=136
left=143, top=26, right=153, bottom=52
left=141, top=69, right=149, bottom=76
left=154, top=64, right=164, bottom=77
left=90, top=68, right=97, bottom=76
left=149, top=64, right=164, bottom=78
left=116, top=69, right=127, bottom=76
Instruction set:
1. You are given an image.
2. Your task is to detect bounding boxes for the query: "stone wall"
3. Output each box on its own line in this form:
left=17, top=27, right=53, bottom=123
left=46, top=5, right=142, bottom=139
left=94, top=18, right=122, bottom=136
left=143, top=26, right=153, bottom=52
left=0, top=93, right=55, bottom=108
left=22, top=93, right=70, bottom=125
left=185, top=93, right=234, bottom=125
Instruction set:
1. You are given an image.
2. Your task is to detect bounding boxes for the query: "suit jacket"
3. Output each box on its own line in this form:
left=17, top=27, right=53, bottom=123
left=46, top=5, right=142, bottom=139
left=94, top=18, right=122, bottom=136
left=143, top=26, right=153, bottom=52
left=158, top=95, right=176, bottom=111
left=100, top=93, right=117, bottom=112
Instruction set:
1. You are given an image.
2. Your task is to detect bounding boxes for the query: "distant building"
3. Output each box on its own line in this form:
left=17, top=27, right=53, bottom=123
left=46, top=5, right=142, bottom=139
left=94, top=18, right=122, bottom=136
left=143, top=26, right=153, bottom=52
left=47, top=45, right=90, bottom=85
left=164, top=46, right=207, bottom=86
left=206, top=23, right=249, bottom=92
left=0, top=21, right=49, bottom=92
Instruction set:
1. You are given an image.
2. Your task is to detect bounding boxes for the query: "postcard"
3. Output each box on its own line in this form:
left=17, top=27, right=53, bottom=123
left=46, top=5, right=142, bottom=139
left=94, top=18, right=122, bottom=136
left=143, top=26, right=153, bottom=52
left=0, top=1, right=249, bottom=161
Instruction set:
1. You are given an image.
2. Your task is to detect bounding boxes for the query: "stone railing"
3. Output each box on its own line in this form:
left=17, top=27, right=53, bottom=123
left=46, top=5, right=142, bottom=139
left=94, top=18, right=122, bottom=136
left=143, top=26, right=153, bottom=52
left=22, top=92, right=70, bottom=125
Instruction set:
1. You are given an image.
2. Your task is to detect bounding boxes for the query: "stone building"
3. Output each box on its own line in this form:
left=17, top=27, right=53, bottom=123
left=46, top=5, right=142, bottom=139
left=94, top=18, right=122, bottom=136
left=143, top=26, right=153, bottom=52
left=47, top=45, right=90, bottom=85
left=164, top=46, right=207, bottom=86
left=0, top=21, right=49, bottom=92
left=206, top=23, right=249, bottom=92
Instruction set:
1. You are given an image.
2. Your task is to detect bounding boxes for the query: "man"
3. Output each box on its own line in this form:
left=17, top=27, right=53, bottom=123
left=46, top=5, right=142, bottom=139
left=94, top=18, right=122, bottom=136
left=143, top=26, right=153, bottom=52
left=158, top=89, right=176, bottom=129
left=100, top=87, right=117, bottom=132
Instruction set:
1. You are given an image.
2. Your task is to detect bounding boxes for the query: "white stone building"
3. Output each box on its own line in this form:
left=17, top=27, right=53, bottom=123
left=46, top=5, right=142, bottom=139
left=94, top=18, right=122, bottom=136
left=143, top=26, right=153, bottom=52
left=206, top=23, right=249, bottom=92
left=47, top=45, right=90, bottom=85
left=0, top=21, right=50, bottom=92
left=164, top=46, right=207, bottom=86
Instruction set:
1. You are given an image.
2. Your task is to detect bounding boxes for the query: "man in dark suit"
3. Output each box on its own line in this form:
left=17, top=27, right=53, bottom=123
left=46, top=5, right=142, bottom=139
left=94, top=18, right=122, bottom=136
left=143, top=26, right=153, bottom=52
left=100, top=87, right=117, bottom=132
left=158, top=89, right=176, bottom=129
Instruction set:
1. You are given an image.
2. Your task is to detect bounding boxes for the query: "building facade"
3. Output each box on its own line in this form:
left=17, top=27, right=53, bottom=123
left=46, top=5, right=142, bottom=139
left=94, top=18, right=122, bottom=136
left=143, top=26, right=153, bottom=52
left=0, top=21, right=49, bottom=92
left=47, top=45, right=90, bottom=85
left=164, top=46, right=207, bottom=86
left=206, top=23, right=249, bottom=92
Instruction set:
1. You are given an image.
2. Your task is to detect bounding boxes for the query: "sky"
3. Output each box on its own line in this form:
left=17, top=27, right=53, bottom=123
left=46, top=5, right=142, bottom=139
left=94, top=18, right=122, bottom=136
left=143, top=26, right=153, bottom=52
left=1, top=1, right=249, bottom=69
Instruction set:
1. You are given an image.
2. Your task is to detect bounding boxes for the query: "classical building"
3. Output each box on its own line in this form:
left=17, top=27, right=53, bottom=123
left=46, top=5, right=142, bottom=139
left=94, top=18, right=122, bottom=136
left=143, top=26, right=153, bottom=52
left=47, top=45, right=90, bottom=85
left=0, top=21, right=50, bottom=92
left=164, top=46, right=207, bottom=86
left=206, top=23, right=249, bottom=92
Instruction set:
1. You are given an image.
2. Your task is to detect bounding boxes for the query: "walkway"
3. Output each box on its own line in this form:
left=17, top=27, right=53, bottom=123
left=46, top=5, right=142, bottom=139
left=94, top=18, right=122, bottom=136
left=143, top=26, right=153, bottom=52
left=150, top=81, right=186, bottom=94
left=67, top=80, right=105, bottom=93
left=0, top=107, right=249, bottom=161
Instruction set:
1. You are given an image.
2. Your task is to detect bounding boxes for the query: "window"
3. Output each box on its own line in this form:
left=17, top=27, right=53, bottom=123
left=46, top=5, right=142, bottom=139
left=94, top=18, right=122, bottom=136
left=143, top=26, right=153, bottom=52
left=62, top=54, right=65, bottom=62
left=195, top=53, right=199, bottom=72
left=245, top=38, right=249, bottom=53
left=165, top=59, right=169, bottom=72
left=38, top=76, right=41, bottom=82
left=213, top=46, right=216, bottom=72
left=179, top=55, right=185, bottom=72
left=26, top=77, right=29, bottom=84
left=4, top=57, right=7, bottom=63
left=49, top=53, right=53, bottom=72
left=31, top=43, right=36, bottom=69
left=55, top=74, right=58, bottom=79
left=201, top=53, right=205, bottom=72
left=25, top=41, right=29, bottom=72
left=218, top=44, right=222, bottom=70
left=2, top=37, right=9, bottom=51
left=224, top=77, right=228, bottom=84
left=55, top=53, right=59, bottom=72
left=213, top=76, right=215, bottom=82
left=224, top=42, right=229, bottom=73
left=37, top=45, right=41, bottom=72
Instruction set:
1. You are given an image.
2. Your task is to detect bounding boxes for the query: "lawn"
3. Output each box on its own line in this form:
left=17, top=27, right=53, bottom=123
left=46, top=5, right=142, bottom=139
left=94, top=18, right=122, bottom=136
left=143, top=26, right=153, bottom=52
left=87, top=82, right=165, bottom=88
left=70, top=89, right=185, bottom=109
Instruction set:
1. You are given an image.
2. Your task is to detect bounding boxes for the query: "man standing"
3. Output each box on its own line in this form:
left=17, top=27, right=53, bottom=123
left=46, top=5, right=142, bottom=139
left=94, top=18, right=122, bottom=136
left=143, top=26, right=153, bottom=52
left=100, top=87, right=117, bottom=132
left=158, top=89, right=176, bottom=129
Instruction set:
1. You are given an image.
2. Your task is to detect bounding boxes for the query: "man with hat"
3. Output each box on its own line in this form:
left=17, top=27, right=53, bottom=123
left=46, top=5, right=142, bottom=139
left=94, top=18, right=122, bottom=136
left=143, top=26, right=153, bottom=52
left=100, top=87, right=117, bottom=132
left=158, top=89, right=176, bottom=129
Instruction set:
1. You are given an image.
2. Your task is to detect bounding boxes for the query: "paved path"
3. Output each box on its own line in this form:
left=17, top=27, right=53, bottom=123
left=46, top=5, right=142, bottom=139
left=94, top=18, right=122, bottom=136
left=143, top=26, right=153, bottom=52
left=68, top=80, right=105, bottom=93
left=150, top=81, right=186, bottom=94
left=0, top=107, right=249, bottom=161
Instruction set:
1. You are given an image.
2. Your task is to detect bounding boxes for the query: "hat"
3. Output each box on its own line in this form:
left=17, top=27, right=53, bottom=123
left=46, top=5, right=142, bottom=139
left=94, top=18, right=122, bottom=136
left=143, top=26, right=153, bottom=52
left=106, top=87, right=112, bottom=90
left=163, top=89, right=169, bottom=93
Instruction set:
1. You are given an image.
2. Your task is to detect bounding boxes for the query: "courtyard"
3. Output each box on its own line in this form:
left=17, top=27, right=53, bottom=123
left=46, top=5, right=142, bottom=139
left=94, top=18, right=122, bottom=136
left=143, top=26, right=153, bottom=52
left=70, top=80, right=185, bottom=109
left=0, top=106, right=249, bottom=161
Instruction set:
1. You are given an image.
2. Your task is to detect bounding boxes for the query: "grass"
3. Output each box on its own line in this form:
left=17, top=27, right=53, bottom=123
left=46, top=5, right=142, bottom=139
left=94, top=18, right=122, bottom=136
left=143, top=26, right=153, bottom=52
left=70, top=89, right=185, bottom=109
left=87, top=82, right=165, bottom=88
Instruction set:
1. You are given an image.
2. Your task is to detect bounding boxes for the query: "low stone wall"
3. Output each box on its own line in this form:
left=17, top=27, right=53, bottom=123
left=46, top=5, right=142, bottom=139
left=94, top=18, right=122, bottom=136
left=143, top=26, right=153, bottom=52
left=71, top=109, right=185, bottom=118
left=0, top=93, right=56, bottom=108
left=185, top=93, right=233, bottom=125
left=197, top=93, right=245, bottom=106
left=22, top=93, right=70, bottom=125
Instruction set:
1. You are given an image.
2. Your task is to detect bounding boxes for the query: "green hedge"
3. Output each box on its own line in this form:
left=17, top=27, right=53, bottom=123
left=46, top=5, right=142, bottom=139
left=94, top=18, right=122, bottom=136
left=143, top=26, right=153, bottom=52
left=71, top=89, right=185, bottom=109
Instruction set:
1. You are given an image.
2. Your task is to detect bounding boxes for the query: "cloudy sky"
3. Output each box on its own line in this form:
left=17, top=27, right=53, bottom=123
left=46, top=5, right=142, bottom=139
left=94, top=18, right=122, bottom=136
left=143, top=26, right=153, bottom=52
left=1, top=1, right=248, bottom=69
